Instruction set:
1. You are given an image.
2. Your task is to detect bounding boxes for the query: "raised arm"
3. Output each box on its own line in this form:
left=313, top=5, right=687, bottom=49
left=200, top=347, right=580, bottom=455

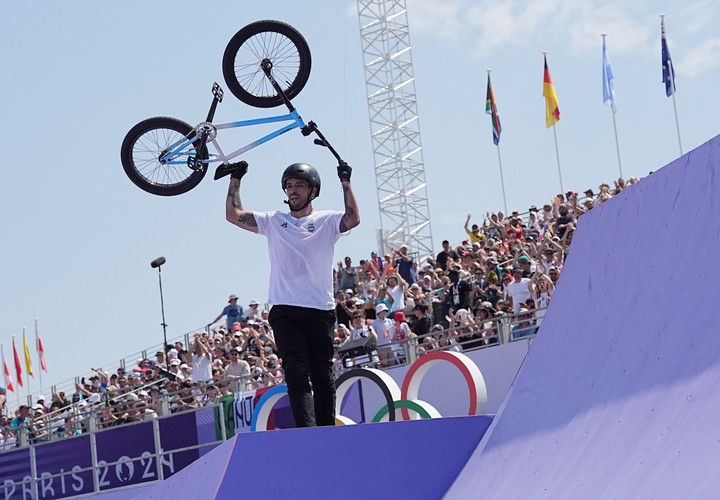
left=225, top=163, right=258, bottom=233
left=337, top=163, right=360, bottom=232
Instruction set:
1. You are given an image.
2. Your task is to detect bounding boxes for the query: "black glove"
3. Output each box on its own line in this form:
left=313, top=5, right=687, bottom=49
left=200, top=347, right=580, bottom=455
left=231, top=161, right=248, bottom=180
left=337, top=161, right=352, bottom=182
left=214, top=160, right=248, bottom=181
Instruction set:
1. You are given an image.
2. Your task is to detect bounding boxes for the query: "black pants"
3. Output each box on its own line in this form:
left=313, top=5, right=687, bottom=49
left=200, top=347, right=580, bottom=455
left=268, top=305, right=336, bottom=427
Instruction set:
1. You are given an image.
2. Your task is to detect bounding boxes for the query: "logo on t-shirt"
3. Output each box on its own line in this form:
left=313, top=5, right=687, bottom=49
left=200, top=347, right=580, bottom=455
left=308, top=223, right=315, bottom=233
left=281, top=222, right=288, bottom=228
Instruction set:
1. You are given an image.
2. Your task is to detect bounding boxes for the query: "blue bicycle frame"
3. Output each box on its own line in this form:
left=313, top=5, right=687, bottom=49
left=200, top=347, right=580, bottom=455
left=159, top=108, right=306, bottom=167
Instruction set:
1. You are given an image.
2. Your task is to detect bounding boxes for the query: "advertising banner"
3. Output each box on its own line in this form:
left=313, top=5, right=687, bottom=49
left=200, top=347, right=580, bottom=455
left=1, top=411, right=205, bottom=499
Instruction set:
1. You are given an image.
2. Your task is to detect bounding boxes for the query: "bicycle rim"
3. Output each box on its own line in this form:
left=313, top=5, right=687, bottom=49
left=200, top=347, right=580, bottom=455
left=223, top=20, right=311, bottom=107
left=121, top=117, right=207, bottom=196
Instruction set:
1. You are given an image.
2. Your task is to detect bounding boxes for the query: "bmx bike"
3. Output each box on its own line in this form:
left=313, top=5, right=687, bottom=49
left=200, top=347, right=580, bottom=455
left=120, top=20, right=342, bottom=197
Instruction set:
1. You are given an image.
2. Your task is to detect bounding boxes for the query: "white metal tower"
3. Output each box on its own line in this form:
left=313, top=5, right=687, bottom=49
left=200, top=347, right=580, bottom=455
left=357, top=0, right=434, bottom=258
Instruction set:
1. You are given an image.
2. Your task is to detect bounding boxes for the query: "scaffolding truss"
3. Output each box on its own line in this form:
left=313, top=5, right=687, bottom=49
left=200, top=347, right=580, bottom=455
left=357, top=0, right=434, bottom=258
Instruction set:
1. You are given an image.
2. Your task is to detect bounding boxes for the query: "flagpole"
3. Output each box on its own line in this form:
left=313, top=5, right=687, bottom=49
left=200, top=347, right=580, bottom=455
left=602, top=34, right=623, bottom=180
left=0, top=342, right=10, bottom=416
left=35, top=318, right=43, bottom=397
left=487, top=68, right=509, bottom=214
left=551, top=124, right=564, bottom=193
left=496, top=143, right=509, bottom=214
left=12, top=336, right=19, bottom=408
left=661, top=14, right=683, bottom=155
left=23, top=327, right=29, bottom=401
left=610, top=107, right=623, bottom=179
left=669, top=60, right=682, bottom=155
left=543, top=51, right=564, bottom=193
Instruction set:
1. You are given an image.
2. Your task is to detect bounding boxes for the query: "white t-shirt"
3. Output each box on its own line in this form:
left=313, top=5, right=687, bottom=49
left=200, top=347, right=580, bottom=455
left=371, top=317, right=395, bottom=346
left=506, top=278, right=531, bottom=313
left=192, top=354, right=212, bottom=383
left=254, top=209, right=348, bottom=310
left=388, top=284, right=405, bottom=312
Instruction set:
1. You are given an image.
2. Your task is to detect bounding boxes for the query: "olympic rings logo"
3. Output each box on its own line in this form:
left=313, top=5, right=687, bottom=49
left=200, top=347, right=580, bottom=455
left=250, top=351, right=487, bottom=431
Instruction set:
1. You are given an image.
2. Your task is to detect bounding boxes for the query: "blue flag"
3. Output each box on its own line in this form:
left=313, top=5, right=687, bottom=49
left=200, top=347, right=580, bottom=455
left=661, top=17, right=676, bottom=96
left=602, top=37, right=617, bottom=113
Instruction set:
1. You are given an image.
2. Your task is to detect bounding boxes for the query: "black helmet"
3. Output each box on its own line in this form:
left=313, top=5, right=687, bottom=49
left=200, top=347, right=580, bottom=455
left=281, top=163, right=321, bottom=197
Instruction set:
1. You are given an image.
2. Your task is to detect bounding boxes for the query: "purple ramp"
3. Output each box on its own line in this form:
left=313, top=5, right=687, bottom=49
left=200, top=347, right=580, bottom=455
left=446, top=135, right=720, bottom=499
left=136, top=416, right=491, bottom=500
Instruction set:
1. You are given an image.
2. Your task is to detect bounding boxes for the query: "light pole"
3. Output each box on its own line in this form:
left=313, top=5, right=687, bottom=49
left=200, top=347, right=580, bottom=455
left=150, top=256, right=168, bottom=365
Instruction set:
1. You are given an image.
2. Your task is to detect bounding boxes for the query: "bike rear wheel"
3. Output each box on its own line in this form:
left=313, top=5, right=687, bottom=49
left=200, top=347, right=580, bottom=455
left=120, top=117, right=208, bottom=196
left=222, top=20, right=311, bottom=108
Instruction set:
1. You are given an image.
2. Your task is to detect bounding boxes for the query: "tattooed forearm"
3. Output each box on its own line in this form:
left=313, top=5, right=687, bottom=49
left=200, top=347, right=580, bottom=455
left=228, top=182, right=243, bottom=210
left=339, top=182, right=360, bottom=232
left=238, top=213, right=258, bottom=228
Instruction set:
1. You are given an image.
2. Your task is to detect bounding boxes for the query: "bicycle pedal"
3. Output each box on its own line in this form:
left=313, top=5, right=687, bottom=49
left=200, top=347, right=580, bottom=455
left=213, top=161, right=248, bottom=180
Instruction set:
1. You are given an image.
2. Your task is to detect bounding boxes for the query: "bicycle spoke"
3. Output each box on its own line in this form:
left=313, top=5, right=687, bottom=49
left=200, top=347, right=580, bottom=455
left=233, top=30, right=301, bottom=99
left=131, top=127, right=194, bottom=187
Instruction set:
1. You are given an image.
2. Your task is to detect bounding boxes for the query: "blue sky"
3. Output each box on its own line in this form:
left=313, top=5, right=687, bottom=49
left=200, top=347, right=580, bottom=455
left=1, top=0, right=718, bottom=397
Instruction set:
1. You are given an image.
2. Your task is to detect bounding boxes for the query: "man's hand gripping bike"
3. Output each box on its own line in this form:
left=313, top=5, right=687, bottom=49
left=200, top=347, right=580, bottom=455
left=120, top=20, right=343, bottom=196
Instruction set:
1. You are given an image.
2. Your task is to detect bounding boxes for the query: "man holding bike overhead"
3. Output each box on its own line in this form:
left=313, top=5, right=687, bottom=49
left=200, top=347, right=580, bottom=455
left=224, top=160, right=359, bottom=427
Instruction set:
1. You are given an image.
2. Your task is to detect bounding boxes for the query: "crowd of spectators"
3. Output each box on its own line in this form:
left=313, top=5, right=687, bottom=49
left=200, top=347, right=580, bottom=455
left=0, top=177, right=636, bottom=450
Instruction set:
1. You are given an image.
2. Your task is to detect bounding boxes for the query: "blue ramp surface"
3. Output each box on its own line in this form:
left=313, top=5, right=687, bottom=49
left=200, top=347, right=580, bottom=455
left=134, top=416, right=491, bottom=500
left=446, top=136, right=720, bottom=499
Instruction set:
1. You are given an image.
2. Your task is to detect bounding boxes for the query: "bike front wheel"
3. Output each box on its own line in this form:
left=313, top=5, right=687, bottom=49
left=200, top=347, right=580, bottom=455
left=222, top=20, right=312, bottom=108
left=120, top=117, right=208, bottom=196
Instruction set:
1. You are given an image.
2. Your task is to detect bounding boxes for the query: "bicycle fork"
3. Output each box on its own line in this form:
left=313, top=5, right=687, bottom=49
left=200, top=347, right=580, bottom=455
left=260, top=59, right=346, bottom=165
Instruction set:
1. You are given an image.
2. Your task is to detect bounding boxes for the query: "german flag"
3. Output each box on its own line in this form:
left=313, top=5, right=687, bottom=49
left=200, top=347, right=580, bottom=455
left=543, top=54, right=560, bottom=128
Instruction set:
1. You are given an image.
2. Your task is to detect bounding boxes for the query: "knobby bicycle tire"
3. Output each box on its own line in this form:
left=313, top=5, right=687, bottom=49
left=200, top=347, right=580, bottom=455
left=120, top=117, right=209, bottom=196
left=222, top=20, right=311, bottom=108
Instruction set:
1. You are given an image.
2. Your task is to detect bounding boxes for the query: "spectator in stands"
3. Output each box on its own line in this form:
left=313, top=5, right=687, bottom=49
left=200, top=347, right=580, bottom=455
left=375, top=285, right=393, bottom=314
left=245, top=299, right=261, bottom=321
left=154, top=350, right=167, bottom=369
left=334, top=324, right=350, bottom=347
left=208, top=294, right=245, bottom=331
left=598, top=183, right=613, bottom=203
left=357, top=266, right=378, bottom=300
left=386, top=274, right=406, bottom=316
left=36, top=395, right=50, bottom=414
left=411, top=304, right=431, bottom=338
left=335, top=290, right=355, bottom=328
left=407, top=283, right=428, bottom=311
left=435, top=240, right=458, bottom=273
left=337, top=256, right=357, bottom=293
left=517, top=255, right=533, bottom=278
left=506, top=267, right=531, bottom=314
left=52, top=392, right=70, bottom=409
left=440, top=267, right=471, bottom=315
left=464, top=214, right=484, bottom=245
left=511, top=308, right=538, bottom=340
left=168, top=359, right=184, bottom=381
left=190, top=333, right=212, bottom=383
left=548, top=267, right=561, bottom=287
left=392, top=244, right=415, bottom=285
left=539, top=204, right=554, bottom=227
left=349, top=312, right=377, bottom=344
left=435, top=324, right=462, bottom=352
left=382, top=253, right=395, bottom=277
left=530, top=272, right=555, bottom=326
left=392, top=311, right=413, bottom=362
left=369, top=251, right=383, bottom=275
left=11, top=405, right=32, bottom=441
left=372, top=304, right=396, bottom=367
